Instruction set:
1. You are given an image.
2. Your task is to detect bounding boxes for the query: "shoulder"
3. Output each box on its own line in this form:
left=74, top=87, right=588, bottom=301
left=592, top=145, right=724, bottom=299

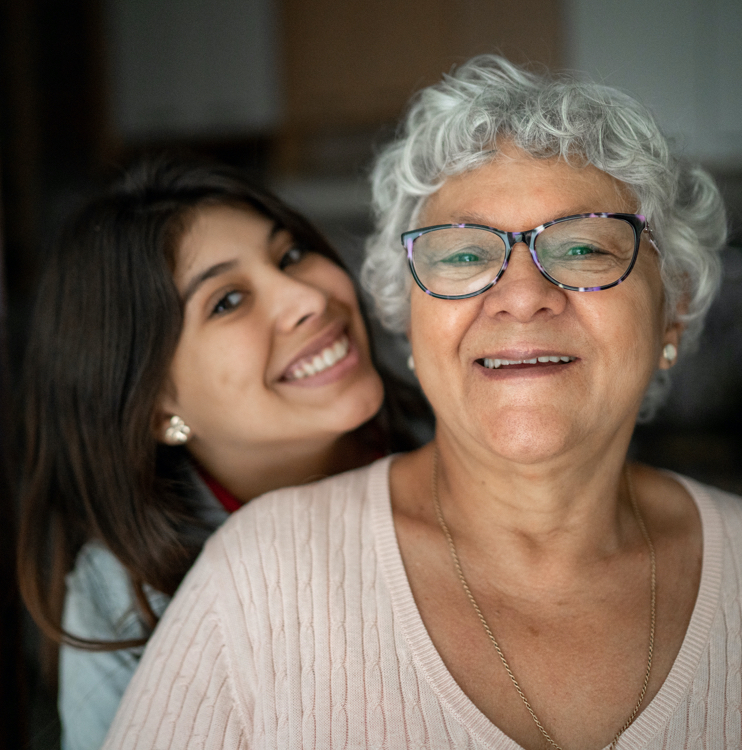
left=64, top=542, right=133, bottom=635
left=672, top=474, right=742, bottom=532
left=193, top=457, right=394, bottom=603
left=212, top=457, right=392, bottom=551
left=64, top=541, right=169, bottom=642
left=664, top=473, right=742, bottom=588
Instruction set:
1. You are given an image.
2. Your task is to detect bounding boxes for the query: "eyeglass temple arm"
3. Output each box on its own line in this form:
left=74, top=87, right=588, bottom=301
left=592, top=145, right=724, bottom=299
left=643, top=224, right=660, bottom=252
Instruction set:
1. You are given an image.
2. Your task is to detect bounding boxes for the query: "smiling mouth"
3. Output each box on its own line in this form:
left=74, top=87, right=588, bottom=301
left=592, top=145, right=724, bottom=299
left=284, top=334, right=350, bottom=381
left=480, top=355, right=576, bottom=369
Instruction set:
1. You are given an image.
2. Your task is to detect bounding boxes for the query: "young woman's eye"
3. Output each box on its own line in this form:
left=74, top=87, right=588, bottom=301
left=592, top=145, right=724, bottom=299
left=279, top=245, right=307, bottom=269
left=212, top=290, right=244, bottom=315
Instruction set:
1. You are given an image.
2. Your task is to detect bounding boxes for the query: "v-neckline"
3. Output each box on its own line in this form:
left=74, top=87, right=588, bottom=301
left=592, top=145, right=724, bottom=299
left=369, top=457, right=724, bottom=749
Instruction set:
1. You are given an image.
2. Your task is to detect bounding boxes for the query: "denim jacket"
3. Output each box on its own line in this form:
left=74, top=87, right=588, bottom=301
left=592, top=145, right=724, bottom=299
left=59, top=473, right=228, bottom=750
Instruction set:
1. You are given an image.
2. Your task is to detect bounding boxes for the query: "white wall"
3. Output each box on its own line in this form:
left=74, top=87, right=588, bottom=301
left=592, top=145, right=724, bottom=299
left=104, top=0, right=282, bottom=140
left=563, top=0, right=742, bottom=170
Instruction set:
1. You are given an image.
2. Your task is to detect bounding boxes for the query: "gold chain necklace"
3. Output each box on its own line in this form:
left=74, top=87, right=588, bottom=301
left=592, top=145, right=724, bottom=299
left=431, top=447, right=656, bottom=750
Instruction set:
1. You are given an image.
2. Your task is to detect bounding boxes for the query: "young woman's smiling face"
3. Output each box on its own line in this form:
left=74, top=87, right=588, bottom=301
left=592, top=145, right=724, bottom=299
left=157, top=203, right=384, bottom=477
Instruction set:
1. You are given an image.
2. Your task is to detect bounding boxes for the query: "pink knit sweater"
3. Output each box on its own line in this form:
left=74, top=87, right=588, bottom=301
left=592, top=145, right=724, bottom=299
left=103, top=457, right=742, bottom=749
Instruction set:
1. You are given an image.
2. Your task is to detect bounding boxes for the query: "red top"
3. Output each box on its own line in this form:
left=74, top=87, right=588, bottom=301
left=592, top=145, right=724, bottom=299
left=198, top=449, right=388, bottom=515
left=198, top=468, right=242, bottom=514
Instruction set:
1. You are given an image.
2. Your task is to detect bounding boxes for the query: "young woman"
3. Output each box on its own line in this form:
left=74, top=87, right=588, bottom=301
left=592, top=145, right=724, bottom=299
left=16, top=156, right=427, bottom=750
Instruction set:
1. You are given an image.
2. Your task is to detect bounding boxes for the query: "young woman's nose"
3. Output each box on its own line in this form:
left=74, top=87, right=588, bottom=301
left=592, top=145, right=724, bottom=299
left=481, top=241, right=567, bottom=322
left=270, top=269, right=329, bottom=332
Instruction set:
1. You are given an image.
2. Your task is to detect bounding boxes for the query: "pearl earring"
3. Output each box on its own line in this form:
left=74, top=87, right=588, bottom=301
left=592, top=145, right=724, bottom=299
left=407, top=353, right=415, bottom=372
left=663, top=343, right=677, bottom=363
left=164, top=415, right=191, bottom=445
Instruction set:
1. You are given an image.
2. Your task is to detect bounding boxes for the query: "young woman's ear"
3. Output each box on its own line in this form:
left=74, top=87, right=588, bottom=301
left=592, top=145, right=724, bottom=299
left=157, top=414, right=192, bottom=445
left=154, top=389, right=192, bottom=445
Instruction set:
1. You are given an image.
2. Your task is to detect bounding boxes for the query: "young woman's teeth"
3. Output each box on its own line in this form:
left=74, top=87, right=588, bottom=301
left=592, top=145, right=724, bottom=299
left=482, top=355, right=575, bottom=369
left=288, top=336, right=349, bottom=379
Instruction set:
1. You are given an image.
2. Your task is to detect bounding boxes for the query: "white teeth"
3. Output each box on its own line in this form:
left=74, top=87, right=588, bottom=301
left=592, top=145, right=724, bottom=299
left=482, top=355, right=575, bottom=369
left=287, top=335, right=350, bottom=380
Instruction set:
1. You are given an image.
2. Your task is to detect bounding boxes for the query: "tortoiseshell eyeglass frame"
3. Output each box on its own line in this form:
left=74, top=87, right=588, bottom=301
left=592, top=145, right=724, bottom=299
left=401, top=212, right=658, bottom=300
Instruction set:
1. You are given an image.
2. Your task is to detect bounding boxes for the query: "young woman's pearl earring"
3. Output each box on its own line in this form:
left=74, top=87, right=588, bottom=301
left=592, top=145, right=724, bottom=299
left=663, top=343, right=677, bottom=364
left=164, top=415, right=191, bottom=445
left=407, top=353, right=415, bottom=372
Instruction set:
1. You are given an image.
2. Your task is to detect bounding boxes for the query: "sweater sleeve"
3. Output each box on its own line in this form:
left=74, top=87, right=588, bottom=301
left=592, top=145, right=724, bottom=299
left=101, top=532, right=251, bottom=750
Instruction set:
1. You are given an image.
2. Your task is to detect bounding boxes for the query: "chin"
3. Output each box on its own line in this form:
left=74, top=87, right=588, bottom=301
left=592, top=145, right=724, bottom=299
left=478, top=409, right=580, bottom=465
left=338, top=376, right=385, bottom=432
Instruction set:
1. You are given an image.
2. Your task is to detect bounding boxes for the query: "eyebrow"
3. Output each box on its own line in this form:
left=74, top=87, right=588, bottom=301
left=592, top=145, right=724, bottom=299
left=179, top=221, right=289, bottom=304
left=181, top=260, right=239, bottom=305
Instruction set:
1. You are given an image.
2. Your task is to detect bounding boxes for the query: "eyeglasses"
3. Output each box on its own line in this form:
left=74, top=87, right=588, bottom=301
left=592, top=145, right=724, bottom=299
left=401, top=213, right=654, bottom=300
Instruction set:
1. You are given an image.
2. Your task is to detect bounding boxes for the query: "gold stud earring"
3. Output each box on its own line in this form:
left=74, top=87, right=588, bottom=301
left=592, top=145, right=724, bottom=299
left=663, top=343, right=677, bottom=364
left=164, top=415, right=191, bottom=445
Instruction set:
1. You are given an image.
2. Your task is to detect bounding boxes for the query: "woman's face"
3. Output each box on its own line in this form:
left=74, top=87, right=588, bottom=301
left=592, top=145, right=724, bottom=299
left=158, top=203, right=384, bottom=461
left=410, top=145, right=682, bottom=466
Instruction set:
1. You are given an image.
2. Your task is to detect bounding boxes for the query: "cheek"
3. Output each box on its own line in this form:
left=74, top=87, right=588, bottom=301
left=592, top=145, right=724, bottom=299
left=581, top=281, right=665, bottom=393
left=409, top=292, right=476, bottom=392
left=169, top=324, right=269, bottom=408
left=302, top=258, right=356, bottom=303
left=306, top=261, right=371, bottom=338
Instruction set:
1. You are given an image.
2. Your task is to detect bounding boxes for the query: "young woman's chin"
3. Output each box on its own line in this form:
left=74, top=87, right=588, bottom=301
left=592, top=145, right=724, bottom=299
left=318, top=370, right=385, bottom=437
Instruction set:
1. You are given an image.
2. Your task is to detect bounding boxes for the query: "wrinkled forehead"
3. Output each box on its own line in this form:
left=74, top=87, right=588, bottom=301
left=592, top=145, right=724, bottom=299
left=417, top=149, right=636, bottom=231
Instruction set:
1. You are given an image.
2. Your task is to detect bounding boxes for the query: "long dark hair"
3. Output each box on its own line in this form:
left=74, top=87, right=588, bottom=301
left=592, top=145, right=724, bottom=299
left=17, top=155, right=427, bottom=653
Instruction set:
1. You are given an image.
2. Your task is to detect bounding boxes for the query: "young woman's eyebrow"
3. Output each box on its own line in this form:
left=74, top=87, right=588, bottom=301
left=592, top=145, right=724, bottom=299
left=181, top=223, right=284, bottom=303
left=182, top=259, right=239, bottom=304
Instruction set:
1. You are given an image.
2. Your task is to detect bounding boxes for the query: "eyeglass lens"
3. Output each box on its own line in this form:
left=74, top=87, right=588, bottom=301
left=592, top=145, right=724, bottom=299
left=411, top=217, right=637, bottom=296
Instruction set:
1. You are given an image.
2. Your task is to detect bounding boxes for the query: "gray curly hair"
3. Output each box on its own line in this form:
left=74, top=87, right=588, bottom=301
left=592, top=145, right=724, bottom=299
left=362, top=55, right=727, bottom=420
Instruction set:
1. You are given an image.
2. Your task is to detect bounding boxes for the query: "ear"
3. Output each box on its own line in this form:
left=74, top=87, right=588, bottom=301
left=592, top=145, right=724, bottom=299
left=657, top=293, right=688, bottom=371
left=153, top=389, right=192, bottom=445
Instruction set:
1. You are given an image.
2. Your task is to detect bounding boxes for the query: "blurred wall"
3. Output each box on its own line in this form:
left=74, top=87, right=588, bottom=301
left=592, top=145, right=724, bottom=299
left=564, top=0, right=742, bottom=170
left=100, top=0, right=562, bottom=173
left=104, top=0, right=282, bottom=141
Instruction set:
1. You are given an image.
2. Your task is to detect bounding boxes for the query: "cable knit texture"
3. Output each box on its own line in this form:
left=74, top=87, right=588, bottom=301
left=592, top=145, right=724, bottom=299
left=103, top=457, right=742, bottom=749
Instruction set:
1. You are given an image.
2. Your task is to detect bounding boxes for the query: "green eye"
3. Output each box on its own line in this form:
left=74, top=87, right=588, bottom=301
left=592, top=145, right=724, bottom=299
left=441, top=251, right=482, bottom=264
left=565, top=245, right=595, bottom=257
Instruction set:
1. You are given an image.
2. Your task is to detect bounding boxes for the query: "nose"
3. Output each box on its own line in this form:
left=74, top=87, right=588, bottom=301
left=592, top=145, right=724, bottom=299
left=268, top=267, right=329, bottom=333
left=481, top=240, right=567, bottom=322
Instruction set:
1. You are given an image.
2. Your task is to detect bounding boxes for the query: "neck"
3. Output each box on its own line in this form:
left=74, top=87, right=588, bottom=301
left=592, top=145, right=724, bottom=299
left=189, top=426, right=378, bottom=505
left=431, top=421, right=639, bottom=565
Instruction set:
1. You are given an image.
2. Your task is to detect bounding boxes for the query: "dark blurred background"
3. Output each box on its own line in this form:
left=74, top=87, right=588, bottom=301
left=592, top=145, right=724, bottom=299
left=0, top=0, right=740, bottom=747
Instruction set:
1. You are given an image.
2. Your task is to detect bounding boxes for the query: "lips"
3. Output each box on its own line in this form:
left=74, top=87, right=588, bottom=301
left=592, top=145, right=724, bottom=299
left=481, top=355, right=576, bottom=369
left=284, top=334, right=350, bottom=381
left=279, top=322, right=355, bottom=383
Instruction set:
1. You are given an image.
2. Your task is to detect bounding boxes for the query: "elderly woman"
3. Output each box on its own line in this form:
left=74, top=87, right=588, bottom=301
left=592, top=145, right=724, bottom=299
left=103, top=57, right=736, bottom=750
